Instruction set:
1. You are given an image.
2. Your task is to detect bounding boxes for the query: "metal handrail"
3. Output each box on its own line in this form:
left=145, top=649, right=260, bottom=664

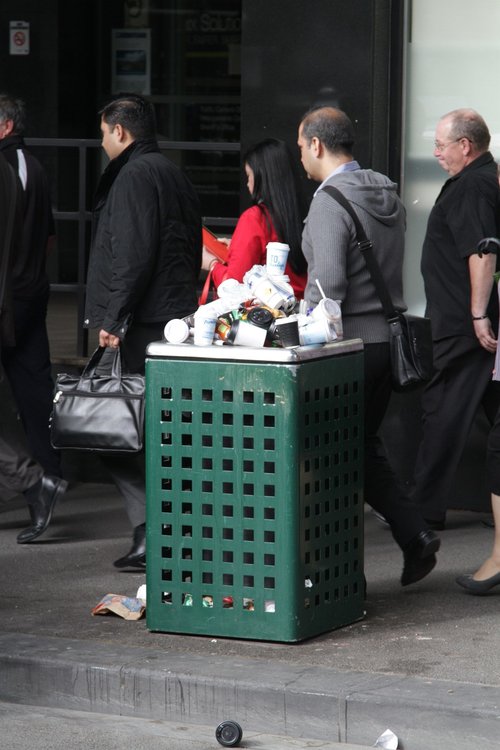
left=25, top=137, right=240, bottom=357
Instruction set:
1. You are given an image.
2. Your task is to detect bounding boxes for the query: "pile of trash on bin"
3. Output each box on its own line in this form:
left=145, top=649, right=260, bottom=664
left=163, top=242, right=343, bottom=349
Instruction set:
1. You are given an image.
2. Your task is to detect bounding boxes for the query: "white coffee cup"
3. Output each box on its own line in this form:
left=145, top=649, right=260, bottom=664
left=299, top=316, right=336, bottom=345
left=252, top=276, right=295, bottom=311
left=193, top=309, right=218, bottom=346
left=266, top=242, right=290, bottom=276
left=227, top=319, right=267, bottom=347
left=311, top=298, right=343, bottom=338
left=164, top=318, right=190, bottom=344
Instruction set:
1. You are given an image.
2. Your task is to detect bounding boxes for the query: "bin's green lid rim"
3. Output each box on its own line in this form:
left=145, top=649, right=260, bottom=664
left=146, top=338, right=363, bottom=363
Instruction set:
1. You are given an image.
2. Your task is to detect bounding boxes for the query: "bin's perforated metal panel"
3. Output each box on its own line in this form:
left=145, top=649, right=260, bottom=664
left=145, top=349, right=364, bottom=642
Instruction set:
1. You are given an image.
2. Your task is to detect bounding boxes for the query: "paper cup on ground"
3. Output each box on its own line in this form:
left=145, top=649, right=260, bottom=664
left=266, top=242, right=290, bottom=276
left=274, top=317, right=300, bottom=348
left=193, top=311, right=217, bottom=346
left=299, top=316, right=336, bottom=345
left=226, top=319, right=267, bottom=347
left=164, top=318, right=190, bottom=344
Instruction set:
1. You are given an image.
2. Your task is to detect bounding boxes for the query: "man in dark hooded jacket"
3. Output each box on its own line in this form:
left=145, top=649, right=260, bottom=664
left=297, top=106, right=440, bottom=588
left=85, top=94, right=201, bottom=569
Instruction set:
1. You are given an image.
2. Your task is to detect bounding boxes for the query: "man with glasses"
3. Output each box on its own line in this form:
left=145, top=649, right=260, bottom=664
left=412, top=108, right=500, bottom=530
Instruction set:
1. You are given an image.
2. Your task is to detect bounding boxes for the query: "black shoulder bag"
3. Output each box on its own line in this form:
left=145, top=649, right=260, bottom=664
left=322, top=185, right=433, bottom=392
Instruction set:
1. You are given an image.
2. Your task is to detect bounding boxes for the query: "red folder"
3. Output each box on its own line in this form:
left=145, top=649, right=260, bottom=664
left=202, top=226, right=229, bottom=263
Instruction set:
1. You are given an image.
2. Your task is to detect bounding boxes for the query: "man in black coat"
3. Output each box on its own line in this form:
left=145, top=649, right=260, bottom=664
left=85, top=94, right=202, bottom=569
left=0, top=93, right=61, bottom=482
left=0, top=151, right=67, bottom=537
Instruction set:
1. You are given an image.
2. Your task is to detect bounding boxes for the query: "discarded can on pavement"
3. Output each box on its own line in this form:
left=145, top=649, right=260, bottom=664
left=215, top=720, right=243, bottom=747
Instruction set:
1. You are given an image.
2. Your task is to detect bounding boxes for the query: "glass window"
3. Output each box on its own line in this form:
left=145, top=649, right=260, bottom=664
left=402, top=0, right=500, bottom=312
left=102, top=0, right=242, bottom=220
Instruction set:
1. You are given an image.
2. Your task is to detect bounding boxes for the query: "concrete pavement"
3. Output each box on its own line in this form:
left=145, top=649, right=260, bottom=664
left=1, top=481, right=500, bottom=749
left=0, top=702, right=375, bottom=750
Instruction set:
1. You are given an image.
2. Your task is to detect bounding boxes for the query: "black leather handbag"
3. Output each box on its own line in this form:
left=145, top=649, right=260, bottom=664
left=50, top=346, right=145, bottom=452
left=323, top=185, right=433, bottom=392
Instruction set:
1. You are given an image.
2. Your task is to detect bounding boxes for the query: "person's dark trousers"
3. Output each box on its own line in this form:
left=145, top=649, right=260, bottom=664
left=98, top=322, right=164, bottom=528
left=1, top=286, right=61, bottom=477
left=0, top=433, right=44, bottom=493
left=411, top=336, right=500, bottom=524
left=363, top=342, right=428, bottom=550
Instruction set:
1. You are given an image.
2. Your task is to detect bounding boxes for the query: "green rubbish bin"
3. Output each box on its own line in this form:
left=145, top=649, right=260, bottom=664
left=145, top=338, right=365, bottom=642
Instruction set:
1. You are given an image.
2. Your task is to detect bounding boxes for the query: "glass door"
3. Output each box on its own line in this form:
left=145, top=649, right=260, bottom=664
left=401, top=0, right=500, bottom=312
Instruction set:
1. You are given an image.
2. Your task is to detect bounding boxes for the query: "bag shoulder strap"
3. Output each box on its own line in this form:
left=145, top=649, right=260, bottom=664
left=321, top=184, right=398, bottom=320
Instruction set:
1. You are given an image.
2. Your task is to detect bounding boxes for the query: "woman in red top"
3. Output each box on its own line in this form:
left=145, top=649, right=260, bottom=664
left=202, top=138, right=308, bottom=298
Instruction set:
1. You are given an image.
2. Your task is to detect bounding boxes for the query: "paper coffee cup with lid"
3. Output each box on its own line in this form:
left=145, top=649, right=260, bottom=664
left=311, top=298, right=343, bottom=338
left=299, top=316, right=336, bottom=346
left=193, top=307, right=218, bottom=346
left=225, top=319, right=267, bottom=347
left=164, top=318, right=190, bottom=344
left=266, top=242, right=290, bottom=276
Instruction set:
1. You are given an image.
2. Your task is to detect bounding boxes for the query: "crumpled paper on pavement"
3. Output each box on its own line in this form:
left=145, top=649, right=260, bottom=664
left=91, top=593, right=145, bottom=620
left=374, top=728, right=398, bottom=749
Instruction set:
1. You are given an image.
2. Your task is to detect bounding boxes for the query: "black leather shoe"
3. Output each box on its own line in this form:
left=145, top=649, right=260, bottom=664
left=17, top=475, right=68, bottom=544
left=114, top=523, right=146, bottom=569
left=456, top=572, right=500, bottom=595
left=401, top=530, right=440, bottom=586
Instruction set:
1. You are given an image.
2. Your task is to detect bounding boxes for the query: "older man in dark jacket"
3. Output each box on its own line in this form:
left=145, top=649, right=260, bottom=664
left=85, top=94, right=202, bottom=569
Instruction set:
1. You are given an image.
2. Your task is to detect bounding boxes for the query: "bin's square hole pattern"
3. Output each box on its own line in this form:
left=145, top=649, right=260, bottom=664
left=302, top=380, right=362, bottom=607
left=155, top=376, right=362, bottom=616
left=159, top=385, right=278, bottom=615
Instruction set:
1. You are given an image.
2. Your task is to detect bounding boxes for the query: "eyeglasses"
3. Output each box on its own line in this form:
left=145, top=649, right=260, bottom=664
left=433, top=137, right=468, bottom=153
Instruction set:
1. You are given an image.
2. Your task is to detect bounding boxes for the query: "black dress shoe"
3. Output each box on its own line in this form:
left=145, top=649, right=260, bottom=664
left=114, top=523, right=146, bottom=569
left=401, top=530, right=441, bottom=586
left=456, top=572, right=500, bottom=595
left=17, top=475, right=68, bottom=544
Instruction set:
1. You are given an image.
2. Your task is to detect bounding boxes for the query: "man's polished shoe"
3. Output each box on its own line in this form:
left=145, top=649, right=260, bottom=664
left=456, top=571, right=500, bottom=595
left=17, top=475, right=68, bottom=544
left=114, top=523, right=146, bottom=569
left=401, top=530, right=441, bottom=586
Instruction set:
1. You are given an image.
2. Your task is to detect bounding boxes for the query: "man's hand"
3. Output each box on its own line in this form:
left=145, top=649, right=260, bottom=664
left=472, top=317, right=497, bottom=353
left=99, top=329, right=121, bottom=348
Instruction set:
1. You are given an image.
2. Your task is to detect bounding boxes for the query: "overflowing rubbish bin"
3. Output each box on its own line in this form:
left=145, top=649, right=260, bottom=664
left=145, top=339, right=365, bottom=642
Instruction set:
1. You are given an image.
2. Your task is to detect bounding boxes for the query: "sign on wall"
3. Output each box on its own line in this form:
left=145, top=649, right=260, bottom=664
left=111, top=29, right=151, bottom=95
left=9, top=21, right=30, bottom=55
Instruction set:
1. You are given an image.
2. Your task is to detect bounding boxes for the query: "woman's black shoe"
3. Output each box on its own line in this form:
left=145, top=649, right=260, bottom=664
left=114, top=523, right=146, bottom=569
left=401, top=530, right=440, bottom=586
left=456, top=572, right=500, bottom=595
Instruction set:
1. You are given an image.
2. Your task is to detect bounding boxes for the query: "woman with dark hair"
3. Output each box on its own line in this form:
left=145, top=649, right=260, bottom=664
left=202, top=138, right=308, bottom=297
